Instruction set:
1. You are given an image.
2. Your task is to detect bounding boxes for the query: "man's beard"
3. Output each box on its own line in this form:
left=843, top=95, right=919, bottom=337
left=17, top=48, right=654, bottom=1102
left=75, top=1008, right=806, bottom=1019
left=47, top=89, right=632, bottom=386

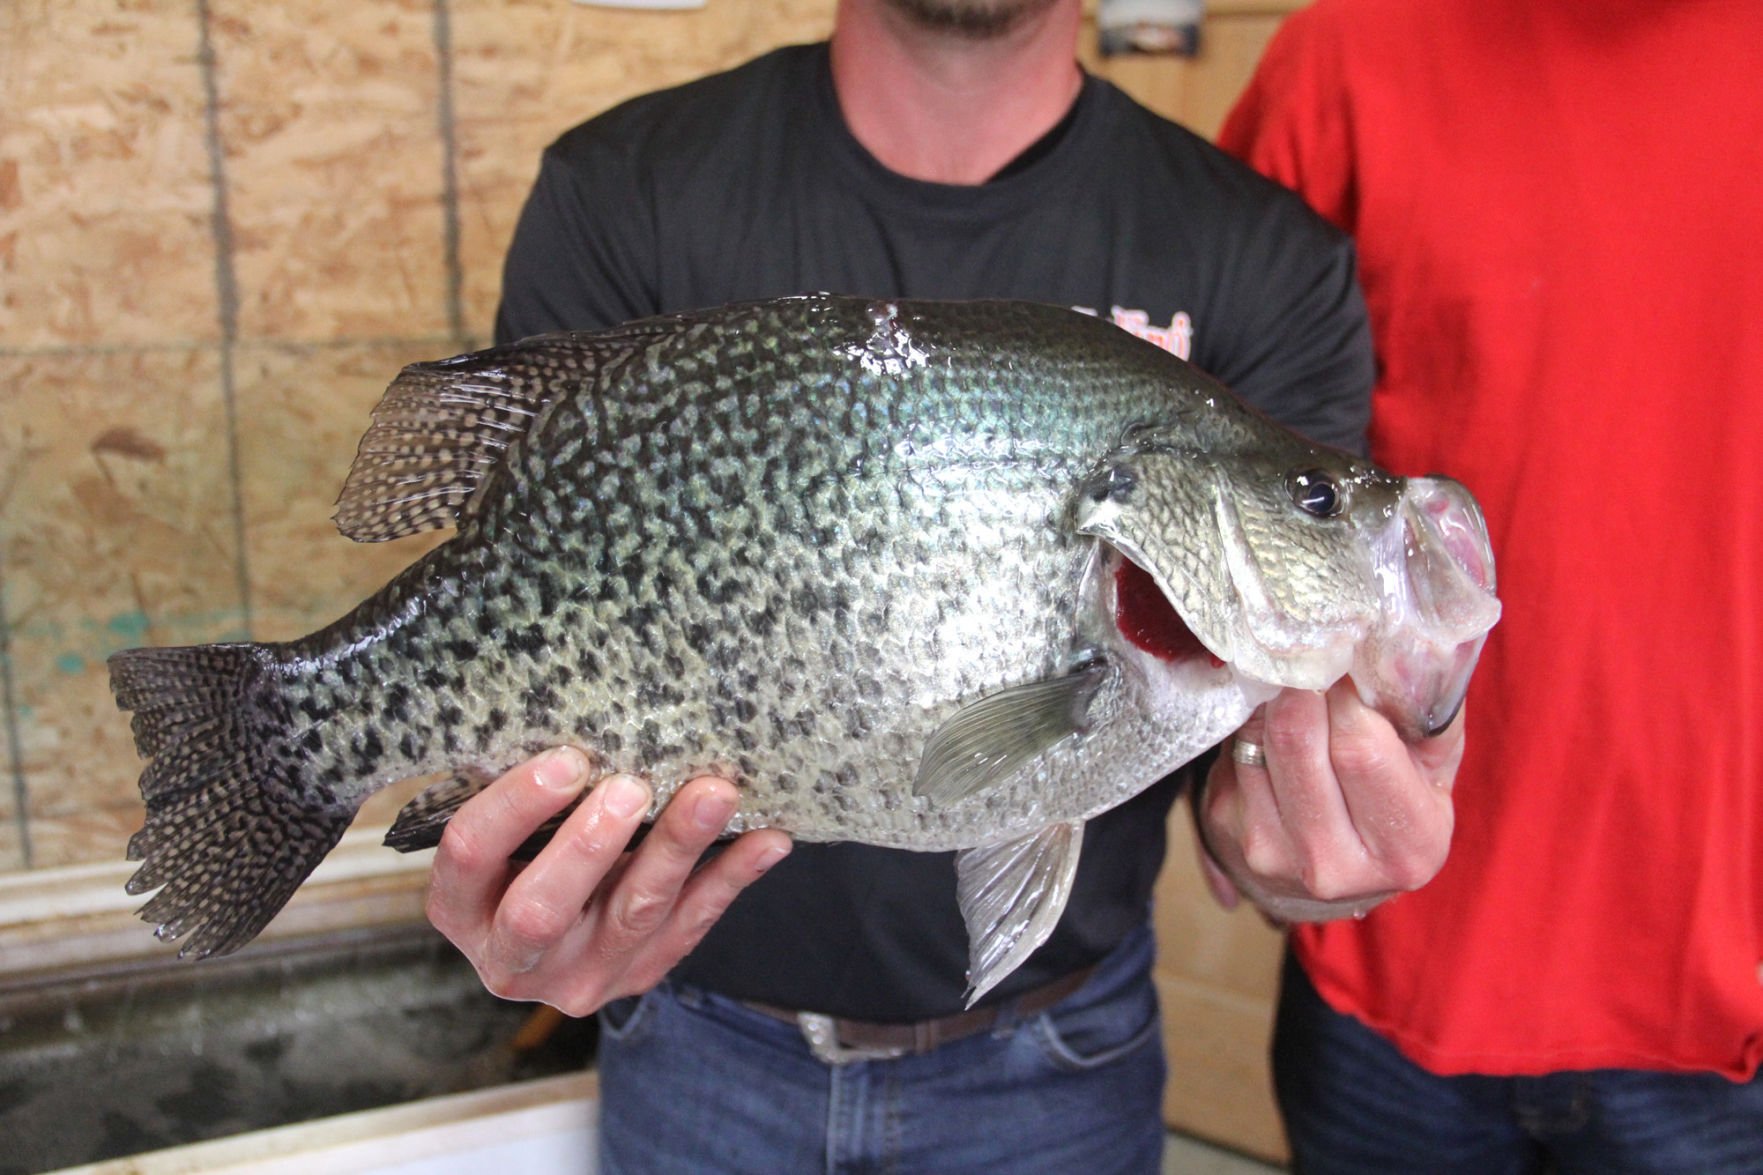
left=882, top=0, right=1064, bottom=39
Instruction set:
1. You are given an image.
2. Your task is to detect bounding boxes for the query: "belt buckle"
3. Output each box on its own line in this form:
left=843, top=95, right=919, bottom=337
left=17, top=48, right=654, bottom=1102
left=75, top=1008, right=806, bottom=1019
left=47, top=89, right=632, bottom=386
left=796, top=1012, right=907, bottom=1066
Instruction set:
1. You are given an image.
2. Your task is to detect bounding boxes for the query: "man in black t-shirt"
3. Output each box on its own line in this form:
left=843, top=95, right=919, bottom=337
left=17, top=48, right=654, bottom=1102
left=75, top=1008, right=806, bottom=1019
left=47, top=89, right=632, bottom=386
left=424, top=2, right=1467, bottom=1169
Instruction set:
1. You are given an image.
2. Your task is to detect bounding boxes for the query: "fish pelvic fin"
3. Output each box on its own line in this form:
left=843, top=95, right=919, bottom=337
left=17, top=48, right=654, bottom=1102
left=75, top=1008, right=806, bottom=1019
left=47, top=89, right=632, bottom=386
left=957, top=820, right=1085, bottom=1007
left=913, top=661, right=1109, bottom=807
left=108, top=643, right=356, bottom=959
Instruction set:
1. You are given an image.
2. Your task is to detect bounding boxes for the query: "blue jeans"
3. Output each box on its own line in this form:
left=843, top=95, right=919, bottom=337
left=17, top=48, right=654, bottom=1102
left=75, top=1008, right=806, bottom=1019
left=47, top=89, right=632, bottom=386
left=596, top=924, right=1166, bottom=1174
left=1274, top=951, right=1763, bottom=1175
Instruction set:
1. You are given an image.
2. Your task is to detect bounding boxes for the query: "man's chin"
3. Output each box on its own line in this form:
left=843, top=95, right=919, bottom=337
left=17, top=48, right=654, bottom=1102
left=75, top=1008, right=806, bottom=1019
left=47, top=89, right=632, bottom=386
left=882, top=0, right=1065, bottom=39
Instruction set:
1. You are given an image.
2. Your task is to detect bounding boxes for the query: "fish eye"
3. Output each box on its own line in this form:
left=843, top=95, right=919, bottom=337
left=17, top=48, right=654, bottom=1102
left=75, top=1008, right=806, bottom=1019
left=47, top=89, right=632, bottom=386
left=1289, top=469, right=1345, bottom=518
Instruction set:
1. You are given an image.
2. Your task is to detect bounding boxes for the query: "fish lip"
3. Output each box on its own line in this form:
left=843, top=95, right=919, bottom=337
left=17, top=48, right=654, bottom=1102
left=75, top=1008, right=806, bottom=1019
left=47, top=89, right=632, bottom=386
left=1349, top=478, right=1501, bottom=740
left=1366, top=627, right=1484, bottom=743
left=1424, top=692, right=1467, bottom=739
left=1408, top=475, right=1499, bottom=596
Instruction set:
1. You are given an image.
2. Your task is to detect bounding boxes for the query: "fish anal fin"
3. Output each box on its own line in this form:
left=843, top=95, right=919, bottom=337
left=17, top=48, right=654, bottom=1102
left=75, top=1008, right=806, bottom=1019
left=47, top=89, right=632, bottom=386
left=913, top=662, right=1107, bottom=807
left=384, top=765, right=601, bottom=859
left=956, top=820, right=1085, bottom=1007
left=383, top=767, right=499, bottom=853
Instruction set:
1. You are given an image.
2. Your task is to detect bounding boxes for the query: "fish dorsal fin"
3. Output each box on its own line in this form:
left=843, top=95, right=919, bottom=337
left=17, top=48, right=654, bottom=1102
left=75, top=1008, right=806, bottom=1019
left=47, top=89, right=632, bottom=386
left=334, top=326, right=670, bottom=542
left=957, top=821, right=1086, bottom=1005
left=913, top=662, right=1108, bottom=807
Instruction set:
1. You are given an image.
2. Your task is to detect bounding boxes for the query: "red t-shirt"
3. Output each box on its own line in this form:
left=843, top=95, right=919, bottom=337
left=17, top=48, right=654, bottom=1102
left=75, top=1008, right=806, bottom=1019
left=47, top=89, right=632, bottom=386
left=1219, top=0, right=1763, bottom=1079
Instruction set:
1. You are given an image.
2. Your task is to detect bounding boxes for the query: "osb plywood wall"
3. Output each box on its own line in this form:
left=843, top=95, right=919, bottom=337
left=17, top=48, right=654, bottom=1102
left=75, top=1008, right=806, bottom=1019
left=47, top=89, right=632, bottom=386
left=0, top=0, right=842, bottom=874
left=0, top=0, right=1293, bottom=877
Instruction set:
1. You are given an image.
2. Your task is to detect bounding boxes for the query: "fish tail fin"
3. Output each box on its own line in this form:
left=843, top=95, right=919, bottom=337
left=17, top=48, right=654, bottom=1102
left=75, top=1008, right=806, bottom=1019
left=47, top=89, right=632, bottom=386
left=108, top=643, right=356, bottom=958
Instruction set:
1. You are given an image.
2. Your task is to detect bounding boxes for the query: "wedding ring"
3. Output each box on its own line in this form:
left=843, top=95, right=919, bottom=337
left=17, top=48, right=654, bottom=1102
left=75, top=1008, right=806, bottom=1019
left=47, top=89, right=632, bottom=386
left=1231, top=738, right=1267, bottom=768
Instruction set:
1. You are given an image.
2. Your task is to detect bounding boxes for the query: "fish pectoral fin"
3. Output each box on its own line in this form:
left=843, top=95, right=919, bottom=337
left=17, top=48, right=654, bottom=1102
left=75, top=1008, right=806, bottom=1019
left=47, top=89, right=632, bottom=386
left=913, top=662, right=1108, bottom=806
left=957, top=821, right=1085, bottom=1007
left=383, top=768, right=499, bottom=852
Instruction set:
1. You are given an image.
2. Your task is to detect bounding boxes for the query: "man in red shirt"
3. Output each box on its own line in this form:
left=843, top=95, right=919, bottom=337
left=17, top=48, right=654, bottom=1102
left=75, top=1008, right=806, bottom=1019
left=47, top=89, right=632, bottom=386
left=1215, top=0, right=1763, bottom=1169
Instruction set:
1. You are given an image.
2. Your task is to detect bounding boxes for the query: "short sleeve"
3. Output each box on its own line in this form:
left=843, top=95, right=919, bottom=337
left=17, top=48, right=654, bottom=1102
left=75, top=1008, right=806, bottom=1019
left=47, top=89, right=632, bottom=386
left=1211, top=222, right=1374, bottom=455
left=493, top=133, right=662, bottom=344
left=1216, top=4, right=1359, bottom=235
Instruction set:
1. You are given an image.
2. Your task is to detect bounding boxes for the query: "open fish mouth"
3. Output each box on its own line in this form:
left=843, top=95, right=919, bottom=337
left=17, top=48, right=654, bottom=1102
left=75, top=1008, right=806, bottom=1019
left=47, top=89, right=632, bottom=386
left=1110, top=553, right=1223, bottom=668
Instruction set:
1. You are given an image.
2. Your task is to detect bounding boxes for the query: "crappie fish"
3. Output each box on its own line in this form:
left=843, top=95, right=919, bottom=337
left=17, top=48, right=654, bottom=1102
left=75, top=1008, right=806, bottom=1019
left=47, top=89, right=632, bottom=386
left=109, top=295, right=1500, bottom=1001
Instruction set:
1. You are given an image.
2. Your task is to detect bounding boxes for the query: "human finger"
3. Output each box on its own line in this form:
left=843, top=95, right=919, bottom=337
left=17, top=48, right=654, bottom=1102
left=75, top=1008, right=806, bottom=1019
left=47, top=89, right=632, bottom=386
left=1203, top=692, right=1391, bottom=918
left=586, top=775, right=742, bottom=960
left=515, top=780, right=787, bottom=1010
left=485, top=771, right=653, bottom=975
left=1260, top=687, right=1357, bottom=847
left=427, top=747, right=590, bottom=944
left=1216, top=702, right=1308, bottom=885
left=615, top=826, right=793, bottom=994
left=1193, top=822, right=1242, bottom=911
left=1322, top=682, right=1454, bottom=888
left=1197, top=740, right=1304, bottom=914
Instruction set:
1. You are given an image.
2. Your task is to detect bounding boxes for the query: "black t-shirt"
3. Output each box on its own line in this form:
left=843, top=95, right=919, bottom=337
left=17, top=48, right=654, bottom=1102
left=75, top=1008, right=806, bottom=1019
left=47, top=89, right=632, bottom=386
left=496, top=43, right=1373, bottom=1020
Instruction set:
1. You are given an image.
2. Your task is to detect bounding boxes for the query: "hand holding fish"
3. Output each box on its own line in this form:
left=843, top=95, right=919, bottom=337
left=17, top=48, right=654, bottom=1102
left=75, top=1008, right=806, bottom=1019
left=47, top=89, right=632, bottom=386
left=423, top=749, right=791, bottom=1015
left=1194, top=682, right=1463, bottom=923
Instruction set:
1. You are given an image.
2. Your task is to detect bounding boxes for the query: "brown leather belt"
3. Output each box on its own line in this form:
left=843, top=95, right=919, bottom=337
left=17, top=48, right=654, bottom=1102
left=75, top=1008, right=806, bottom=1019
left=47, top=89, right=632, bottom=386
left=745, top=965, right=1097, bottom=1064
